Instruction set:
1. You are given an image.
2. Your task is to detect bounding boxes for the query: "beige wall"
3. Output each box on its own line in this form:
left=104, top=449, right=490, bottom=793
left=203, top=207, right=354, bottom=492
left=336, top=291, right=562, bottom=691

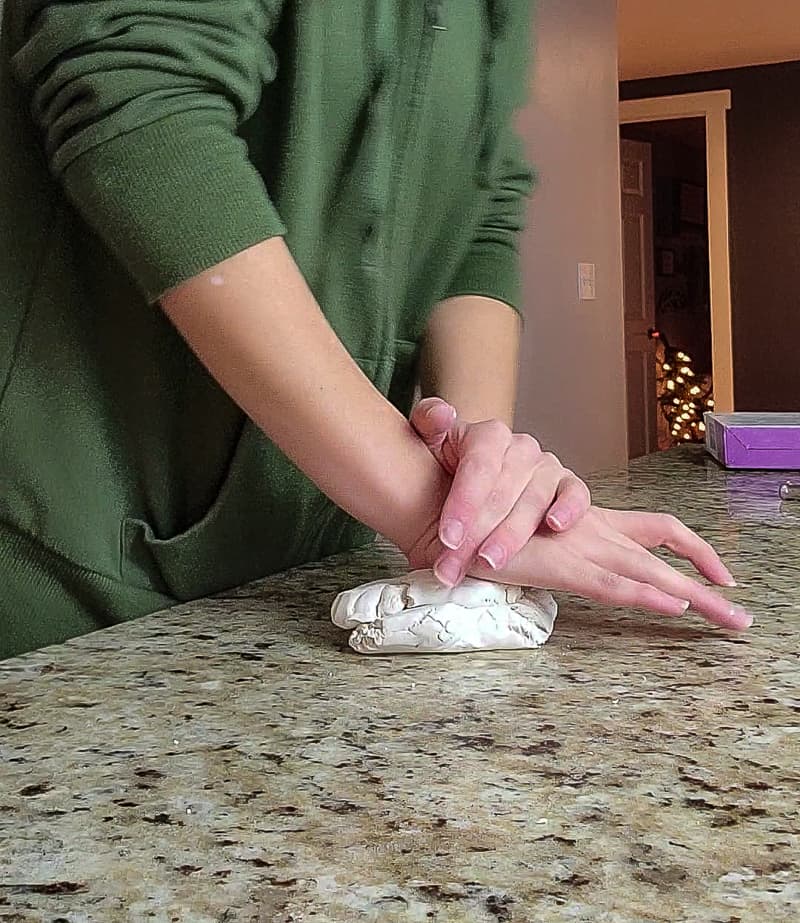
left=515, top=0, right=627, bottom=475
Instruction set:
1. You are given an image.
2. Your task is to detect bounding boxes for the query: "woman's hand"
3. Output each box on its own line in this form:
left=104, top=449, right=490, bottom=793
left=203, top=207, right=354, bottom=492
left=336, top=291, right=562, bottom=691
left=410, top=396, right=591, bottom=585
left=406, top=505, right=748, bottom=631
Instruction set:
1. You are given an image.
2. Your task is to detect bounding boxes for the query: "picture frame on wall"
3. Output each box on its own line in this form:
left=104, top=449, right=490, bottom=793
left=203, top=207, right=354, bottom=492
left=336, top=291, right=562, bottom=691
left=658, top=248, right=675, bottom=276
left=679, top=182, right=706, bottom=226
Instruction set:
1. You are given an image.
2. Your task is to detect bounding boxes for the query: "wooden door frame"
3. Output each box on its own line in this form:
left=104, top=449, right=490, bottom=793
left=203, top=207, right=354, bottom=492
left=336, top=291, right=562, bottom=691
left=619, top=90, right=734, bottom=412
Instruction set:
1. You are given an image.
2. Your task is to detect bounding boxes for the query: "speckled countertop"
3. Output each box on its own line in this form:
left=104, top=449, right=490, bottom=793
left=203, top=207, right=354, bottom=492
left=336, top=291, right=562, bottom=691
left=1, top=449, right=798, bottom=922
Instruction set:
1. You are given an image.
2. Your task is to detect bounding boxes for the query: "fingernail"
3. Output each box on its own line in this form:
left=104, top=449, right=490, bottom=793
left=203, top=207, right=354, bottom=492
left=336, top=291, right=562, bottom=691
left=546, top=512, right=565, bottom=531
left=423, top=399, right=455, bottom=420
left=730, top=605, right=753, bottom=628
left=478, top=544, right=505, bottom=570
left=668, top=599, right=691, bottom=616
left=440, top=519, right=464, bottom=550
left=435, top=556, right=462, bottom=587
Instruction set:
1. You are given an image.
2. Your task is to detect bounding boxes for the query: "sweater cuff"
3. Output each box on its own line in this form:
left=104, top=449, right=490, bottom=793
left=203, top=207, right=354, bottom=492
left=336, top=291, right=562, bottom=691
left=442, top=242, right=523, bottom=316
left=62, top=113, right=286, bottom=302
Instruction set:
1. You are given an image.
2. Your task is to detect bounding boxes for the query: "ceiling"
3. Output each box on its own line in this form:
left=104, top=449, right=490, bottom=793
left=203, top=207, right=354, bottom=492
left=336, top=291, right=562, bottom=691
left=618, top=0, right=800, bottom=81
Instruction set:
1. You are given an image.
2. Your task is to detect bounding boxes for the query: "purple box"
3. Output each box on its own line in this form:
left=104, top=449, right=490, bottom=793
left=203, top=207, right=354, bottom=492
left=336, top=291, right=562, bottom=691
left=704, top=412, right=800, bottom=470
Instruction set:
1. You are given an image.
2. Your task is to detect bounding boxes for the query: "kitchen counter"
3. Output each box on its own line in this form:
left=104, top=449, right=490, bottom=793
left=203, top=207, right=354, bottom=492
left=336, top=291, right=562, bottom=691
left=1, top=449, right=798, bottom=922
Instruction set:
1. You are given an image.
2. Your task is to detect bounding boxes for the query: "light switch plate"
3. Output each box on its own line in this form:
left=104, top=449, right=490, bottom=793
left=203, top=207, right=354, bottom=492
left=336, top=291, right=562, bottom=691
left=578, top=262, right=596, bottom=300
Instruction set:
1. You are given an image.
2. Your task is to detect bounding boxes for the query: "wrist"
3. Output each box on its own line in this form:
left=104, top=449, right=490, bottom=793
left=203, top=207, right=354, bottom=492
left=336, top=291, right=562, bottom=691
left=368, top=417, right=452, bottom=555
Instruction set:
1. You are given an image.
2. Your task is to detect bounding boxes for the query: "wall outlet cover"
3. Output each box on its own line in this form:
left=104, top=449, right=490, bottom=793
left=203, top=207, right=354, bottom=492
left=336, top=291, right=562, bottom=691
left=578, top=262, right=597, bottom=300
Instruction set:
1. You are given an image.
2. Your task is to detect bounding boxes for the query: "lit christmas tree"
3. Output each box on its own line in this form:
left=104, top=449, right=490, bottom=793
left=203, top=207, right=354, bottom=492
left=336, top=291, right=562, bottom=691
left=650, top=330, right=714, bottom=446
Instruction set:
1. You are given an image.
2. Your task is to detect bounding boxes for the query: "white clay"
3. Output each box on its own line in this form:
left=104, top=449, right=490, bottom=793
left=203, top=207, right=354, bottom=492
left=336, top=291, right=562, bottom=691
left=331, top=569, right=557, bottom=654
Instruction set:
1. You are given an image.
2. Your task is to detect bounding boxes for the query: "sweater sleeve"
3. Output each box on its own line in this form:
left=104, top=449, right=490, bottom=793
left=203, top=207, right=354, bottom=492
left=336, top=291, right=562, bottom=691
left=10, top=0, right=286, bottom=301
left=442, top=128, right=535, bottom=315
left=442, top=1, right=536, bottom=315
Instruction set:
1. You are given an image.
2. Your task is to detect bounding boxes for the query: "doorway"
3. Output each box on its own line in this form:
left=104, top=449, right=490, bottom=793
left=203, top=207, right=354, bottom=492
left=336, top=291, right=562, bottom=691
left=622, top=119, right=712, bottom=454
left=619, top=91, right=734, bottom=459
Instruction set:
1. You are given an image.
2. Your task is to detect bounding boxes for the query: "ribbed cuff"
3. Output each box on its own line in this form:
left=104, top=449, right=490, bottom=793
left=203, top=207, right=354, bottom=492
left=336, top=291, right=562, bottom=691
left=443, top=242, right=523, bottom=316
left=61, top=113, right=286, bottom=302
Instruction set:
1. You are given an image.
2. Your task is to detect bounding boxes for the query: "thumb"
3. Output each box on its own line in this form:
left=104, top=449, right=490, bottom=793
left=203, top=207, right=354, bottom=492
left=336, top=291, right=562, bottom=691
left=410, top=397, right=457, bottom=450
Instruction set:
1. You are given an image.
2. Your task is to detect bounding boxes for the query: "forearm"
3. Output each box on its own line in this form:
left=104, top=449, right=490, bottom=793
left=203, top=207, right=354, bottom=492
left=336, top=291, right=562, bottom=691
left=419, top=295, right=521, bottom=425
left=160, top=238, right=449, bottom=552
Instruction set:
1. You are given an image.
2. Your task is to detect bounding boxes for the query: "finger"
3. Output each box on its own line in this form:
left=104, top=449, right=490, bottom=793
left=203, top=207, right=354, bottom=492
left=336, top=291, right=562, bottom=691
left=597, top=537, right=752, bottom=630
left=476, top=448, right=564, bottom=570
left=606, top=510, right=736, bottom=587
left=410, top=398, right=457, bottom=451
left=434, top=551, right=468, bottom=588
left=468, top=531, right=697, bottom=619
left=553, top=556, right=692, bottom=618
left=545, top=471, right=592, bottom=532
left=438, top=420, right=512, bottom=552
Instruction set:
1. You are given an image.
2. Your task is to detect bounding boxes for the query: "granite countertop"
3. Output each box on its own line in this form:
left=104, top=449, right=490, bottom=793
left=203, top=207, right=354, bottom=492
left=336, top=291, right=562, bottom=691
left=1, top=449, right=798, bottom=922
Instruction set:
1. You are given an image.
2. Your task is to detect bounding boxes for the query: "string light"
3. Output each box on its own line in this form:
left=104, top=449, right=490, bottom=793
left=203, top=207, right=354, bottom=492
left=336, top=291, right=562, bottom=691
left=649, top=330, right=714, bottom=446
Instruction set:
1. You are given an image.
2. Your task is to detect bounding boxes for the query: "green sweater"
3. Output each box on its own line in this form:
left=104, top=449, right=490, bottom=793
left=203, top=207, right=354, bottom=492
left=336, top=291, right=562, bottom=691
left=0, top=1, right=534, bottom=659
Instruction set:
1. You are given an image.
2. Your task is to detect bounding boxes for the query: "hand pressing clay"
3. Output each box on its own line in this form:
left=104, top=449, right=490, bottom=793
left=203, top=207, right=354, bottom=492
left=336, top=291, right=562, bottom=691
left=331, top=569, right=557, bottom=654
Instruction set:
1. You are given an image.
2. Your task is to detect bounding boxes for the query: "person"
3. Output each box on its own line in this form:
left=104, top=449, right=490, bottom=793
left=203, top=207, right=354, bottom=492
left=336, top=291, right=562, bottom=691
left=0, top=1, right=750, bottom=661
